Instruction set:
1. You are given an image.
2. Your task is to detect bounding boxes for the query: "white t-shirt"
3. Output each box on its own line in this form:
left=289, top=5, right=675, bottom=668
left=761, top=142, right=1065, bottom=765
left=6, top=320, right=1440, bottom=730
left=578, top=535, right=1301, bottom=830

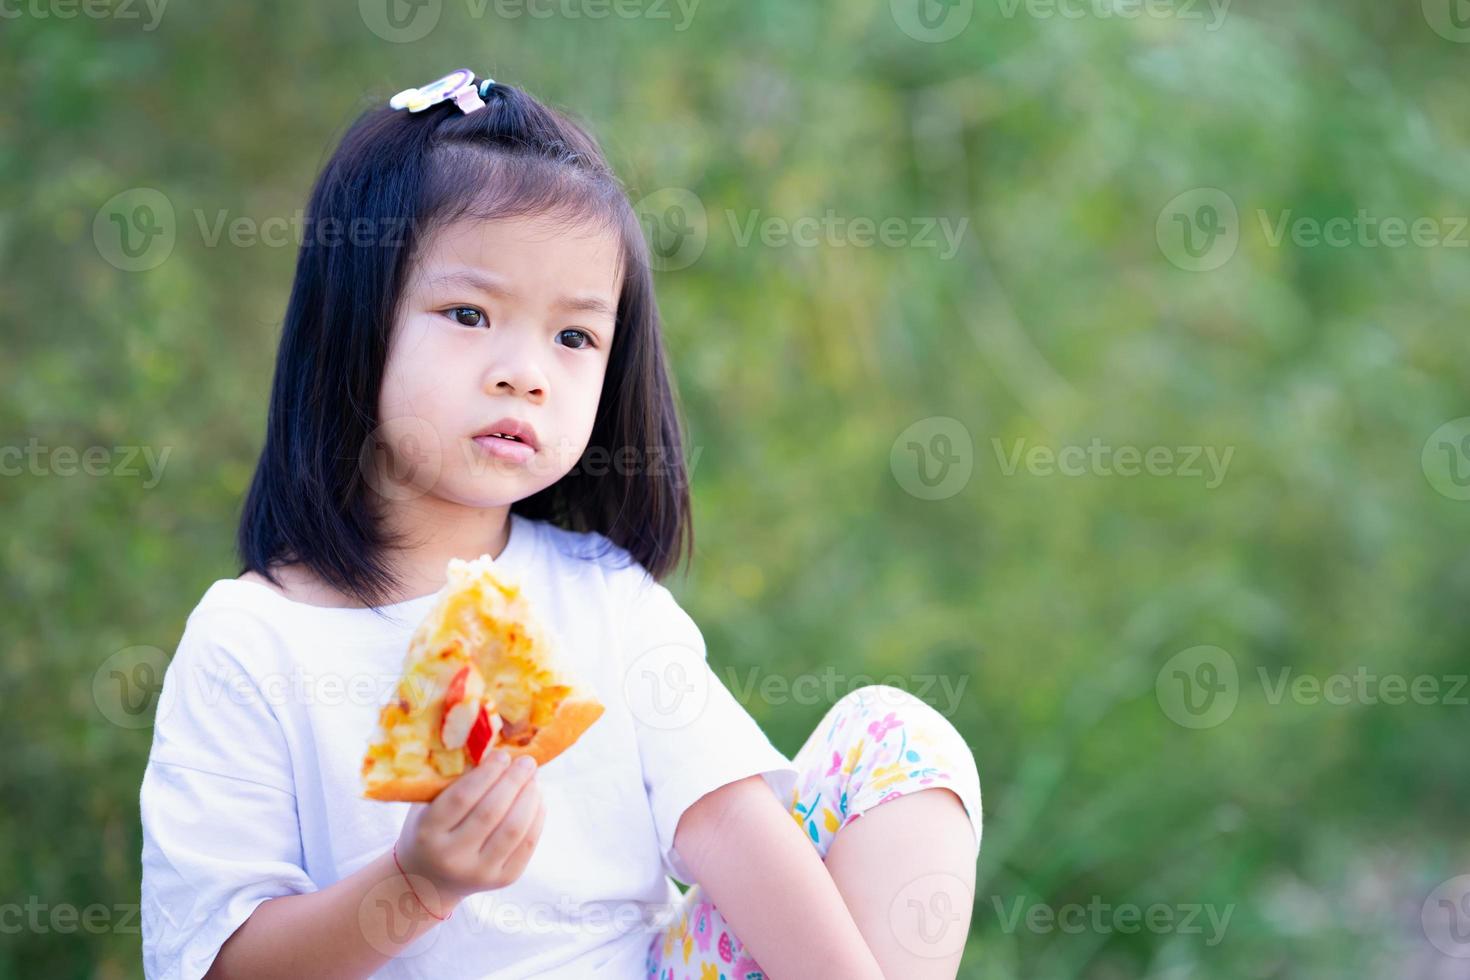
left=140, top=513, right=799, bottom=980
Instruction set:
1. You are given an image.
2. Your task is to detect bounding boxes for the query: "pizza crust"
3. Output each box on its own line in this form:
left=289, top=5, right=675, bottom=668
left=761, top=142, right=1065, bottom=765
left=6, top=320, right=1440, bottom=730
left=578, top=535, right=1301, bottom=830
left=363, top=694, right=605, bottom=802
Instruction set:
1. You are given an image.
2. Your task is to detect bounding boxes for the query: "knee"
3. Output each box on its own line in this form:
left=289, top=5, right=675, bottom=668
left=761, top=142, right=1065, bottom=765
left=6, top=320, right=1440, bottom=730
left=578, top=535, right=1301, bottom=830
left=837, top=682, right=926, bottom=713
left=840, top=684, right=972, bottom=751
left=838, top=682, right=957, bottom=728
left=844, top=684, right=979, bottom=764
left=838, top=684, right=984, bottom=846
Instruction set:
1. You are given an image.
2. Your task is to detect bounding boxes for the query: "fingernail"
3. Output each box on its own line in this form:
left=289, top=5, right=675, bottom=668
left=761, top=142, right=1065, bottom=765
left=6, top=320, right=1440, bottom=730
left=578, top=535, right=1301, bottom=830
left=491, top=750, right=511, bottom=766
left=515, top=755, right=536, bottom=771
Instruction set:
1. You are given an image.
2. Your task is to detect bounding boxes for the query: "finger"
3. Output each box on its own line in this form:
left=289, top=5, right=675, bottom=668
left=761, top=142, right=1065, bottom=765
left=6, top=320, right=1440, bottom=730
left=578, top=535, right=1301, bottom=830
left=423, top=751, right=513, bottom=833
left=475, top=774, right=541, bottom=863
left=521, top=799, right=547, bottom=850
left=499, top=822, right=541, bottom=882
left=451, top=757, right=537, bottom=839
left=491, top=796, right=546, bottom=874
left=474, top=770, right=540, bottom=858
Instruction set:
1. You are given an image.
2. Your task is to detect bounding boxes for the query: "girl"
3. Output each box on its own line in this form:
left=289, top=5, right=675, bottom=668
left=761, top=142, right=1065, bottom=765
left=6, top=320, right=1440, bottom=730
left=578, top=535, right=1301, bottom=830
left=139, top=69, right=983, bottom=980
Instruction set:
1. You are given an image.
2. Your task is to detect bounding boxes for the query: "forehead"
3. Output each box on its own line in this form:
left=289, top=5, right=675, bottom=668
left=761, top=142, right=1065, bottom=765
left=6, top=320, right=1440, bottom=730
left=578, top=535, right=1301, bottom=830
left=410, top=213, right=623, bottom=306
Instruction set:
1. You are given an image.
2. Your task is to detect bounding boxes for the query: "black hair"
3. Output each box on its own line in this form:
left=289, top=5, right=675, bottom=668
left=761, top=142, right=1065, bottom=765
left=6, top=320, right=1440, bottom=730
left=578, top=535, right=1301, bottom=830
left=236, top=79, right=692, bottom=608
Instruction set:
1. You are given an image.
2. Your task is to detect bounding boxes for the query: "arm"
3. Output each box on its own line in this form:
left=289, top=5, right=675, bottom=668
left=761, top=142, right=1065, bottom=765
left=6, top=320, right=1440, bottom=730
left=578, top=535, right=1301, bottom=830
left=206, top=752, right=544, bottom=980
left=205, top=850, right=455, bottom=979
left=673, top=774, right=885, bottom=980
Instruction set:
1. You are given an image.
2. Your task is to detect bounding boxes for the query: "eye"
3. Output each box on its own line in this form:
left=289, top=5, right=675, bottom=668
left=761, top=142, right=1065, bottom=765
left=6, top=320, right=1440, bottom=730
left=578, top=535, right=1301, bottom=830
left=445, top=306, right=485, bottom=327
left=557, top=328, right=596, bottom=350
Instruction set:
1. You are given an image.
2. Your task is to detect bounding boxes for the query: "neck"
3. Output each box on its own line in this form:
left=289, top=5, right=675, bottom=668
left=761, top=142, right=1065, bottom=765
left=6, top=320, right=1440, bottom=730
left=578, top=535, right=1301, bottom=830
left=376, top=497, right=514, bottom=605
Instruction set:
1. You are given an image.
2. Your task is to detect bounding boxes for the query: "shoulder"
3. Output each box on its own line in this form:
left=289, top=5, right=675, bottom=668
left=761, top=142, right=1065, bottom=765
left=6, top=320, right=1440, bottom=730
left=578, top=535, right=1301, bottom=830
left=173, top=572, right=319, bottom=677
left=237, top=565, right=355, bottom=607
left=528, top=521, right=681, bottom=628
left=536, top=522, right=654, bottom=588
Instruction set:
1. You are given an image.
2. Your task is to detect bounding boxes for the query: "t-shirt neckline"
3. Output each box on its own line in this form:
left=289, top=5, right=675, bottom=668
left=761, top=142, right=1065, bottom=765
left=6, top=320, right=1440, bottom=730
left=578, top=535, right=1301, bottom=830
left=218, top=512, right=538, bottom=617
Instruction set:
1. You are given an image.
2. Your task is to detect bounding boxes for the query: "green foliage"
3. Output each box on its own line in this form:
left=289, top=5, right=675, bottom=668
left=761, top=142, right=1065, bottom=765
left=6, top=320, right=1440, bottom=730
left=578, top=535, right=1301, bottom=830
left=3, top=1, right=1467, bottom=977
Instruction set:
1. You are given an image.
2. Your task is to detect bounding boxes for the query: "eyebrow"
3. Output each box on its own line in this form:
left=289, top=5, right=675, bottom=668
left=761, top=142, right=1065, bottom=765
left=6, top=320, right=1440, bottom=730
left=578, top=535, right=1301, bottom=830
left=426, top=269, right=617, bottom=320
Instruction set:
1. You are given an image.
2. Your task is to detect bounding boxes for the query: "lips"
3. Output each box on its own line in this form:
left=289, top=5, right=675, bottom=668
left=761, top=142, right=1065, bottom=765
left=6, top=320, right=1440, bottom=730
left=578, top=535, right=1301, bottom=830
left=472, top=417, right=540, bottom=452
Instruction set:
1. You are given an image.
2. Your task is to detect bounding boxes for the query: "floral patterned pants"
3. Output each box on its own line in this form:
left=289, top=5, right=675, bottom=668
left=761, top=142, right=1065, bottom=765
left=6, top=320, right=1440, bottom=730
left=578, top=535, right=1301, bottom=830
left=644, top=684, right=983, bottom=980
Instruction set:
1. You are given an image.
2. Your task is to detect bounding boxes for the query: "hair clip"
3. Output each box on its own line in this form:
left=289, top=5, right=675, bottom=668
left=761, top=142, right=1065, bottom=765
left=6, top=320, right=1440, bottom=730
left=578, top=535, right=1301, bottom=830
left=389, top=69, right=494, bottom=115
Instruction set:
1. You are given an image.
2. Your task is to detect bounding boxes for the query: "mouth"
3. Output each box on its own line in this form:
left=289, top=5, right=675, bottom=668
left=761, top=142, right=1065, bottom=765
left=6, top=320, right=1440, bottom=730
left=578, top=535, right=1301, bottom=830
left=472, top=418, right=540, bottom=452
left=471, top=417, right=540, bottom=465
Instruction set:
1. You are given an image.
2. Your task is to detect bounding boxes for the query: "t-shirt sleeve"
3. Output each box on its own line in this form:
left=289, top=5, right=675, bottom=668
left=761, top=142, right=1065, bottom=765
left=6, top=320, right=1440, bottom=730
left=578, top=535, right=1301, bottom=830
left=621, top=573, right=798, bottom=885
left=140, top=609, right=316, bottom=980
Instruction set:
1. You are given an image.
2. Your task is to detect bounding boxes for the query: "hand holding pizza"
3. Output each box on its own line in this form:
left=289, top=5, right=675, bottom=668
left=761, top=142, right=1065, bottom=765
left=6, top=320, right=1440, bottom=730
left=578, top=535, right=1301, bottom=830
left=393, top=749, right=547, bottom=905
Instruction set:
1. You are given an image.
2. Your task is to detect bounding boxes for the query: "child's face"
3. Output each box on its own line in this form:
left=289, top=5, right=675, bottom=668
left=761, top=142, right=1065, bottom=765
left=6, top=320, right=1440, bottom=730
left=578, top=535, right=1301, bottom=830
left=373, top=212, right=622, bottom=511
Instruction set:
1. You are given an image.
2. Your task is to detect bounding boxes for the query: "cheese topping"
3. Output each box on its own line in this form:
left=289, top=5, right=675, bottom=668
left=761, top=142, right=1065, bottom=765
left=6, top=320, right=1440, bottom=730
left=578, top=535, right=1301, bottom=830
left=362, top=556, right=572, bottom=789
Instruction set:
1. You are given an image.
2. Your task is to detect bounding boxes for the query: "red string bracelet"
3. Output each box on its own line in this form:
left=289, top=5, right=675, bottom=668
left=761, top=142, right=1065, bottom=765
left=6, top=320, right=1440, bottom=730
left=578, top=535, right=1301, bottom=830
left=392, top=842, right=452, bottom=922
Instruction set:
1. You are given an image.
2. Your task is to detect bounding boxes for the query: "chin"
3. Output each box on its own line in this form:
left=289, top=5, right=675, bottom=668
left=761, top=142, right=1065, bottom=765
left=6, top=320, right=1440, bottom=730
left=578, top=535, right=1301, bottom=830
left=441, top=473, right=564, bottom=510
left=439, top=486, right=529, bottom=511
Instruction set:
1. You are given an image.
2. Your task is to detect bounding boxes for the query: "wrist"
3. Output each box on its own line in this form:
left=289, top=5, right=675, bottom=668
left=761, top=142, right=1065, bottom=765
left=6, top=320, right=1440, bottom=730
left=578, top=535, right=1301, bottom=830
left=390, top=843, right=461, bottom=921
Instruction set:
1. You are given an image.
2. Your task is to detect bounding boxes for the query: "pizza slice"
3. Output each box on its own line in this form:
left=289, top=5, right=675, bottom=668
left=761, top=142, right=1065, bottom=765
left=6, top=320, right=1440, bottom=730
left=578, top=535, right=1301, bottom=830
left=361, top=554, right=604, bottom=802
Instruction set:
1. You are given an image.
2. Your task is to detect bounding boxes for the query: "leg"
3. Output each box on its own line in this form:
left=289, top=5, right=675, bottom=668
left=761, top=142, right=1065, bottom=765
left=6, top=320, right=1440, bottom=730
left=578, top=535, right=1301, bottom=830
left=825, top=788, right=977, bottom=978
left=804, top=685, right=982, bottom=979
left=646, top=685, right=982, bottom=980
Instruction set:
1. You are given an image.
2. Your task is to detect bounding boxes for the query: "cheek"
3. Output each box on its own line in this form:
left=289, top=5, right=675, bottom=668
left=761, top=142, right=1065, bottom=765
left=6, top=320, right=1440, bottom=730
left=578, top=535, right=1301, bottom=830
left=565, top=365, right=607, bottom=438
left=377, top=319, right=462, bottom=423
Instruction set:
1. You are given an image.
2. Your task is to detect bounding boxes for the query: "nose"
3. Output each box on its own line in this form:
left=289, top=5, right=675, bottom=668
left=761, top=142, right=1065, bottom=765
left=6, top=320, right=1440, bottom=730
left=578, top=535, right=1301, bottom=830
left=483, top=332, right=548, bottom=403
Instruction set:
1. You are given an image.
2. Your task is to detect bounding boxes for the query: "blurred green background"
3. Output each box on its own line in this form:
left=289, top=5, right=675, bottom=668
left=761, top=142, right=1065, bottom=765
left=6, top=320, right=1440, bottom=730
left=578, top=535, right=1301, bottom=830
left=3, top=1, right=1469, bottom=977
